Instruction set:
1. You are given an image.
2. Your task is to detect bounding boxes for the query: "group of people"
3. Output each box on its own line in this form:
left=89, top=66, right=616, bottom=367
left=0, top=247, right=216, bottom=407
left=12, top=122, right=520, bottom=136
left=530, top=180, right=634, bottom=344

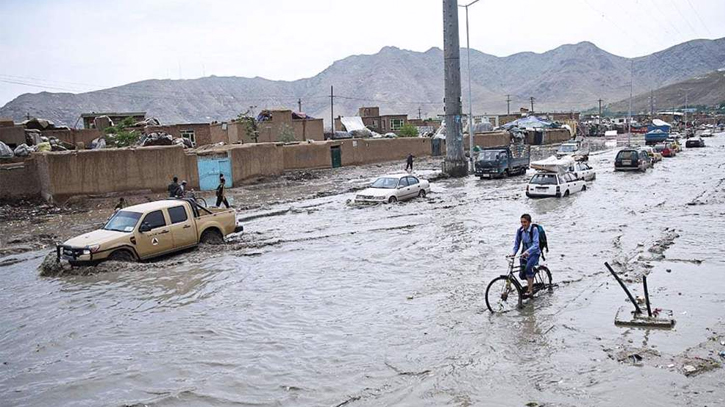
left=167, top=174, right=230, bottom=208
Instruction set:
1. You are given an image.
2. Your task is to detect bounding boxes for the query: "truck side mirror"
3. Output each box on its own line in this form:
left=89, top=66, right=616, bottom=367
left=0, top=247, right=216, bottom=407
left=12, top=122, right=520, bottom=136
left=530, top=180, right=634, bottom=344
left=139, top=223, right=152, bottom=233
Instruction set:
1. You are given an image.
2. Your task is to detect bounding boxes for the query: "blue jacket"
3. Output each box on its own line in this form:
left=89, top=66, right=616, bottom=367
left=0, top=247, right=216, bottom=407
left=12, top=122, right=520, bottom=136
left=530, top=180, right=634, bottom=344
left=513, top=225, right=540, bottom=256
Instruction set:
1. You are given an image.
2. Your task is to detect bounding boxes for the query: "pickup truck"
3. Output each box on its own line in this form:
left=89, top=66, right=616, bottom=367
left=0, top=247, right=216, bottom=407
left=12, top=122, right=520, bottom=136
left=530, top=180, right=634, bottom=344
left=474, top=144, right=531, bottom=178
left=56, top=199, right=242, bottom=265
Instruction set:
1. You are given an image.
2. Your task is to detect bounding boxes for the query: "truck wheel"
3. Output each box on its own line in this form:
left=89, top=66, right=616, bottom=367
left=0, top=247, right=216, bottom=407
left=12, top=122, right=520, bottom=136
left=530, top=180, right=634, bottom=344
left=108, top=250, right=135, bottom=262
left=200, top=229, right=224, bottom=245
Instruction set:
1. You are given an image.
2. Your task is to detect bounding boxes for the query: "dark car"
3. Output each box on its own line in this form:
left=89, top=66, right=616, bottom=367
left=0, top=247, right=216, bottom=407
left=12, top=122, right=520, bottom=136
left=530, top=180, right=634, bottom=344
left=614, top=149, right=652, bottom=172
left=685, top=138, right=705, bottom=148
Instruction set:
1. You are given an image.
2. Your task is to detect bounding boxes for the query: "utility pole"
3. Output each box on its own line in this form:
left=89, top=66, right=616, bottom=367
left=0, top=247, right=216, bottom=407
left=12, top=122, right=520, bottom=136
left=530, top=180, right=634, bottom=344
left=649, top=90, right=654, bottom=116
left=418, top=106, right=422, bottom=120
left=442, top=0, right=466, bottom=177
left=330, top=86, right=334, bottom=134
left=460, top=0, right=480, bottom=173
left=506, top=94, right=511, bottom=115
left=530, top=97, right=535, bottom=114
left=597, top=99, right=602, bottom=126
left=684, top=89, right=689, bottom=130
left=628, top=60, right=633, bottom=146
left=298, top=98, right=302, bottom=113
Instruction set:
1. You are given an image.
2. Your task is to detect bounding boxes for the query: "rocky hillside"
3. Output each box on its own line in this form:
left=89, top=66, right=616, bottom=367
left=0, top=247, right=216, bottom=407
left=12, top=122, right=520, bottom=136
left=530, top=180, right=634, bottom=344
left=607, top=69, right=725, bottom=114
left=2, top=38, right=725, bottom=126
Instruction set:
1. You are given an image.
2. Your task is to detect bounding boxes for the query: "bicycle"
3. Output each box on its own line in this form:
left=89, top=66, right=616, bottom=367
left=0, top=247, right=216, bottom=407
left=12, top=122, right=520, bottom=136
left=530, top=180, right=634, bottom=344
left=485, top=255, right=553, bottom=313
left=185, top=189, right=207, bottom=208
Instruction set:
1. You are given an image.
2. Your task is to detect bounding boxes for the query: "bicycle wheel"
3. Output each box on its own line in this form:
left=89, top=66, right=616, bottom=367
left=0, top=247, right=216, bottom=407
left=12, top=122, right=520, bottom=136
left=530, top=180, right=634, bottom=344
left=486, top=276, right=523, bottom=313
left=534, top=266, right=553, bottom=292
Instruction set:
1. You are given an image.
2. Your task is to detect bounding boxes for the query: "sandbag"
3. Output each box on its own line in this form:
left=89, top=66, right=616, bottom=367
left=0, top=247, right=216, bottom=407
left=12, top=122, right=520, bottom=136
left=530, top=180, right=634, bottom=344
left=36, top=142, right=52, bottom=152
left=13, top=143, right=33, bottom=157
left=0, top=141, right=13, bottom=158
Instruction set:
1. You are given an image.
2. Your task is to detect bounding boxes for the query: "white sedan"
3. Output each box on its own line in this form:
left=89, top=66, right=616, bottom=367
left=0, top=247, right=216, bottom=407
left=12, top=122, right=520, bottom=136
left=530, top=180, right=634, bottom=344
left=569, top=162, right=596, bottom=181
left=526, top=172, right=587, bottom=198
left=355, top=174, right=430, bottom=204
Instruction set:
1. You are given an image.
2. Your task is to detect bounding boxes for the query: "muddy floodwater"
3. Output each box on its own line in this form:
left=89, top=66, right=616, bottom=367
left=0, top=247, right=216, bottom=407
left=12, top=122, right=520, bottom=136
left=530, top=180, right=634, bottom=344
left=2, top=137, right=725, bottom=406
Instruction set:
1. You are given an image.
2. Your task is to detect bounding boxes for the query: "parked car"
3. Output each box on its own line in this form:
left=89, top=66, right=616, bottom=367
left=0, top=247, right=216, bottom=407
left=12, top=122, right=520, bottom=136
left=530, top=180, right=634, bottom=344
left=655, top=143, right=678, bottom=157
left=526, top=172, right=587, bottom=198
left=700, top=129, right=714, bottom=137
left=568, top=161, right=596, bottom=181
left=642, top=146, right=662, bottom=163
left=354, top=174, right=430, bottom=204
left=614, top=148, right=652, bottom=172
left=57, top=199, right=242, bottom=266
left=685, top=138, right=706, bottom=148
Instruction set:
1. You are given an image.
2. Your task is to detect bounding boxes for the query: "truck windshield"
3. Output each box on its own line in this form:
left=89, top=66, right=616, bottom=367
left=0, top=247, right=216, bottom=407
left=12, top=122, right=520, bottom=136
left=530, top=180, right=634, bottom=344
left=478, top=150, right=504, bottom=161
left=104, top=211, right=142, bottom=232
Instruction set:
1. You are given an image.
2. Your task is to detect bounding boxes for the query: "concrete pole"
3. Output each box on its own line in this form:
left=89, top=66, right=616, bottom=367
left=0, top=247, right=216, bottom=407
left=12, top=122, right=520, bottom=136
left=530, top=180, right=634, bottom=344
left=628, top=60, right=633, bottom=146
left=464, top=4, right=474, bottom=172
left=330, top=85, right=334, bottom=134
left=443, top=0, right=467, bottom=177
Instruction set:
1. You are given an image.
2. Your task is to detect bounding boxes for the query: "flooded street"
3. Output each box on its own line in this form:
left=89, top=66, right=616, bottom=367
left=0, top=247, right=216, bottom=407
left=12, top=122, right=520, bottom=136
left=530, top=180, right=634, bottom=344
left=2, top=136, right=725, bottom=406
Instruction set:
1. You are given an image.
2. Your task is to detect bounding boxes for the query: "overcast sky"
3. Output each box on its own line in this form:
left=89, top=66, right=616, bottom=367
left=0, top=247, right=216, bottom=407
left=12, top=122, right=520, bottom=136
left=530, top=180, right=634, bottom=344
left=1, top=0, right=724, bottom=106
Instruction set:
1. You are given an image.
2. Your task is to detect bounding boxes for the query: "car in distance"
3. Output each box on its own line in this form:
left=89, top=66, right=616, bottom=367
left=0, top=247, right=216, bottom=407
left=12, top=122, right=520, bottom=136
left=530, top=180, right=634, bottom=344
left=641, top=146, right=662, bottom=163
left=685, top=138, right=705, bottom=148
left=57, top=199, right=242, bottom=265
left=355, top=174, right=430, bottom=203
left=653, top=143, right=676, bottom=157
left=614, top=148, right=652, bottom=172
left=526, top=172, right=587, bottom=198
left=569, top=161, right=596, bottom=181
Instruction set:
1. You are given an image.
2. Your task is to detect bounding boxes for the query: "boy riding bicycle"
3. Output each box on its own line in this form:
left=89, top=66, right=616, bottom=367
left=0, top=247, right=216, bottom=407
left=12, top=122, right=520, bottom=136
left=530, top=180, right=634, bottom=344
left=509, top=213, right=540, bottom=297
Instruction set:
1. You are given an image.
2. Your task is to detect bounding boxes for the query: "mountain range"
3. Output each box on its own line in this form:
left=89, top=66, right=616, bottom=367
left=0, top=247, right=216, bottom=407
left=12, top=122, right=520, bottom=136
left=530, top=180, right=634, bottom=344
left=1, top=37, right=725, bottom=127
left=608, top=69, right=725, bottom=114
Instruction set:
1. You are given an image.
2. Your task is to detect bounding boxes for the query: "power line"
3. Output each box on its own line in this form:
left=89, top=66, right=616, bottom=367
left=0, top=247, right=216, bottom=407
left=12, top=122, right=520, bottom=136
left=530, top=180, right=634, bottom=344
left=668, top=0, right=699, bottom=37
left=685, top=0, right=712, bottom=36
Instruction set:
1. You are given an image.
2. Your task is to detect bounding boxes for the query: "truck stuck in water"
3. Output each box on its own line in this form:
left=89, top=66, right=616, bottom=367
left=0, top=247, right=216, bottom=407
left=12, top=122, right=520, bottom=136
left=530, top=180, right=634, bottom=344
left=474, top=144, right=531, bottom=179
left=57, top=199, right=243, bottom=265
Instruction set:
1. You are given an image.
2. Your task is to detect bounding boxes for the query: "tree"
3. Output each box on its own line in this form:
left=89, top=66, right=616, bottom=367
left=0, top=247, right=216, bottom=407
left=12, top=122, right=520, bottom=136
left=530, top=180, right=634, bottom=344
left=398, top=123, right=419, bottom=138
left=237, top=110, right=259, bottom=143
left=104, top=117, right=140, bottom=147
left=278, top=123, right=295, bottom=143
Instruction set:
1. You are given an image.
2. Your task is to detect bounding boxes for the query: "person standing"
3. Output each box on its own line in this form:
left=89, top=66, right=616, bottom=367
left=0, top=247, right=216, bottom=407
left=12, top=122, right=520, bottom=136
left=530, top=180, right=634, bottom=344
left=405, top=153, right=414, bottom=172
left=168, top=176, right=180, bottom=197
left=215, top=174, right=230, bottom=208
left=177, top=180, right=187, bottom=198
left=114, top=197, right=126, bottom=212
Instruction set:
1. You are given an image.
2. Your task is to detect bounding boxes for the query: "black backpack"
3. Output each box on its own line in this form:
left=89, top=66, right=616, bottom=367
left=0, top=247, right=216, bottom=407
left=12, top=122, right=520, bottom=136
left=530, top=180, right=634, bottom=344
left=518, top=224, right=549, bottom=260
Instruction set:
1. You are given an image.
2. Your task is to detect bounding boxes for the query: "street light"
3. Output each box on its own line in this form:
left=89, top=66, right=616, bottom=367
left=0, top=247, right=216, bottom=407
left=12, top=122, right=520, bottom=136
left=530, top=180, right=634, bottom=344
left=459, top=0, right=480, bottom=173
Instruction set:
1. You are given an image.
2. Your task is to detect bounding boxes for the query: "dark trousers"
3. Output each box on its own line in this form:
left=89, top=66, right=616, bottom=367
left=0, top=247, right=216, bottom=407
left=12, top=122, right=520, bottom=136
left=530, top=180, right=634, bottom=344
left=216, top=196, right=230, bottom=208
left=405, top=162, right=413, bottom=171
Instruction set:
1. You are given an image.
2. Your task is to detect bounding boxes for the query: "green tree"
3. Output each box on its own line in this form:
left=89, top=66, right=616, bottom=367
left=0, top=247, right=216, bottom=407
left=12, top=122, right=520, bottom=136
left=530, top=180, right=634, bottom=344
left=104, top=117, right=140, bottom=147
left=278, top=123, right=295, bottom=143
left=237, top=110, right=259, bottom=143
left=398, top=123, right=419, bottom=138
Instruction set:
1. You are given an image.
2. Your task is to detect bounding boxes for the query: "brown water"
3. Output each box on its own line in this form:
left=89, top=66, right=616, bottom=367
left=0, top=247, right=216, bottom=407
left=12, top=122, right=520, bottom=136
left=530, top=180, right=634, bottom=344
left=1, top=136, right=725, bottom=406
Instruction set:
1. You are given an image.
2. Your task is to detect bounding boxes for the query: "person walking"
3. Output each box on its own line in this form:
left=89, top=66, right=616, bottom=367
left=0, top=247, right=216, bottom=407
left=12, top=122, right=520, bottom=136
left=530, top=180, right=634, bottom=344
left=215, top=174, right=230, bottom=208
left=405, top=153, right=414, bottom=172
left=168, top=176, right=180, bottom=197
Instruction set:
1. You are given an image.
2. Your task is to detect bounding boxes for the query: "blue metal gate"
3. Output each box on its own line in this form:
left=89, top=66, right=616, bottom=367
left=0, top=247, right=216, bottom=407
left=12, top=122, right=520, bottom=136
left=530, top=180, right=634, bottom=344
left=198, top=154, right=232, bottom=191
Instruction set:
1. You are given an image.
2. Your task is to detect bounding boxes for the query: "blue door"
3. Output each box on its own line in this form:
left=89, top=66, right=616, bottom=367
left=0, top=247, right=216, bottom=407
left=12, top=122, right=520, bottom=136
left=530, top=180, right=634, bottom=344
left=198, top=154, right=232, bottom=191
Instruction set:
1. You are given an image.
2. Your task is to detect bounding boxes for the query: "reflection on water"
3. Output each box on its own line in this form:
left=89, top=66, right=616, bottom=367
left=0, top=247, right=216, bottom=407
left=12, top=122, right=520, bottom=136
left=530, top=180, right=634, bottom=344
left=1, top=136, right=725, bottom=406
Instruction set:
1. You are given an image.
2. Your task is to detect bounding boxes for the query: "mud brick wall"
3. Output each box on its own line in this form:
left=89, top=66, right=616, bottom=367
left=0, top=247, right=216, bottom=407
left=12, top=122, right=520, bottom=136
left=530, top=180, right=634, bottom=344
left=283, top=143, right=331, bottom=170
left=0, top=125, right=26, bottom=148
left=336, top=138, right=433, bottom=166
left=35, top=146, right=196, bottom=202
left=545, top=129, right=572, bottom=144
left=0, top=159, right=40, bottom=201
left=464, top=132, right=511, bottom=149
left=228, top=143, right=285, bottom=183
